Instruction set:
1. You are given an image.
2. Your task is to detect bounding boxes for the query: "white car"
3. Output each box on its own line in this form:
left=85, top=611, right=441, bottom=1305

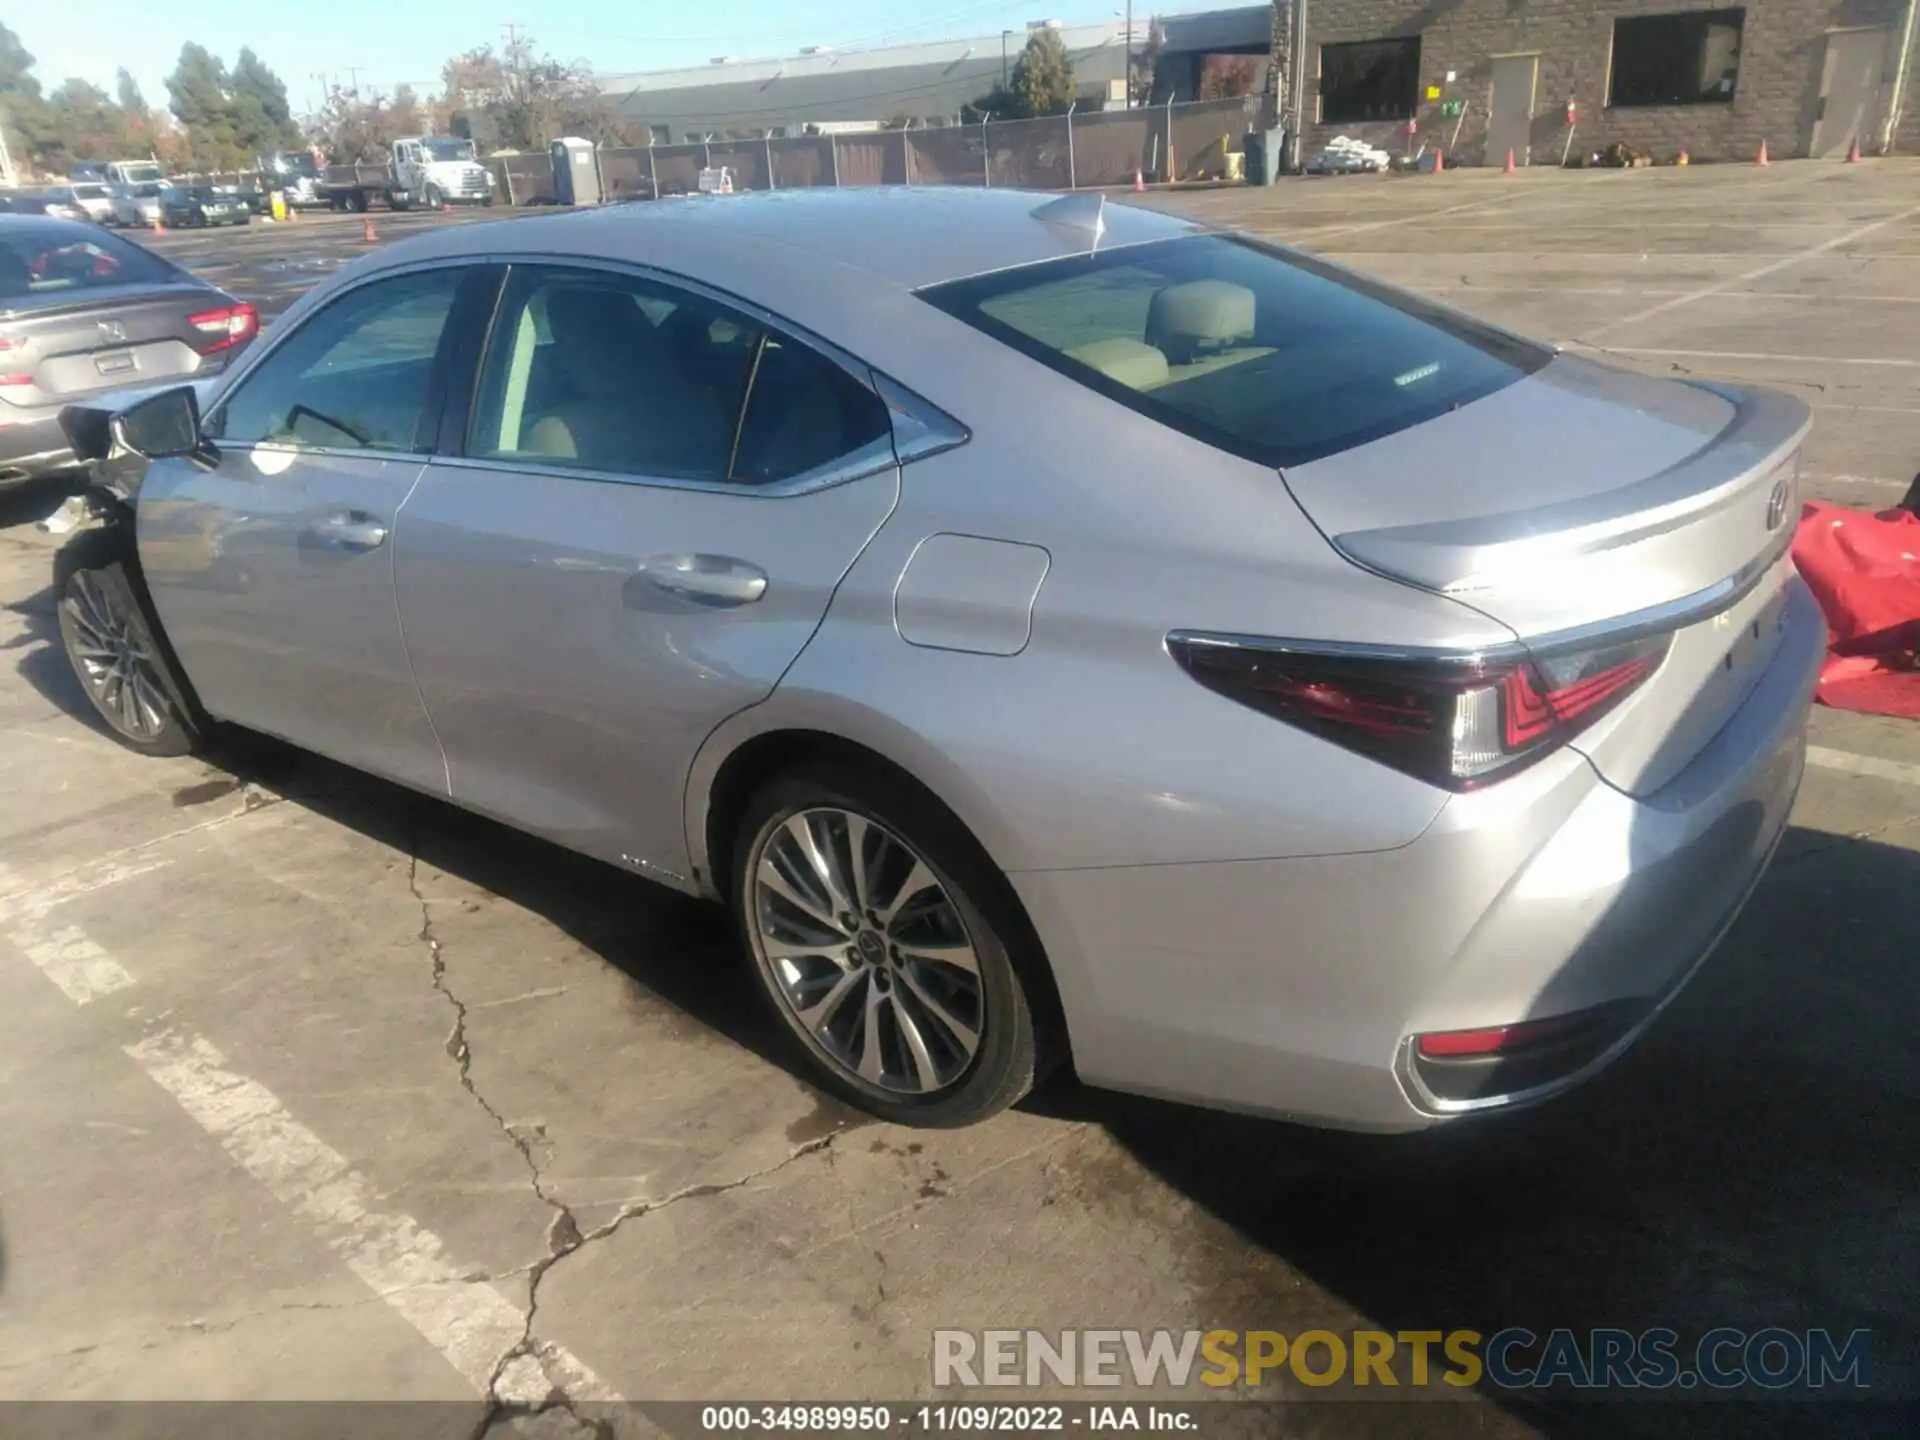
left=109, top=182, right=165, bottom=228
left=69, top=181, right=114, bottom=224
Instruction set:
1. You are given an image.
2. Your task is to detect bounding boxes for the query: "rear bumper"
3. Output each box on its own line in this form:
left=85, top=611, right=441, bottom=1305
left=1012, top=576, right=1825, bottom=1131
left=0, top=409, right=76, bottom=485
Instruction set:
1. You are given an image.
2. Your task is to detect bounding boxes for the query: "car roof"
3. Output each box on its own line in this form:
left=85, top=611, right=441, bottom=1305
left=388, top=187, right=1204, bottom=292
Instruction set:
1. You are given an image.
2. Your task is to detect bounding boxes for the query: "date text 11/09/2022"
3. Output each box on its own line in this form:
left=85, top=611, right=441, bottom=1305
left=701, top=1407, right=1193, bottom=1432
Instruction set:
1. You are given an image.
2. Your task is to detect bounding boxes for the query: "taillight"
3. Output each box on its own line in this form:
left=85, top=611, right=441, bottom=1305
left=1167, top=631, right=1670, bottom=790
left=186, top=301, right=258, bottom=354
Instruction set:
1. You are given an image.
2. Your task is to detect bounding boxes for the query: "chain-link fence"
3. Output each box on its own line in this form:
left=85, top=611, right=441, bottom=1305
left=172, top=99, right=1255, bottom=209
left=527, top=98, right=1255, bottom=205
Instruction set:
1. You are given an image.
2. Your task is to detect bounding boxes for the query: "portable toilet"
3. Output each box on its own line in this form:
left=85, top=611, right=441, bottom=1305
left=549, top=137, right=601, bottom=206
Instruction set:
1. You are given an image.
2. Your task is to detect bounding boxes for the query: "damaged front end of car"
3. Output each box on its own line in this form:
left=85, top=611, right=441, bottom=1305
left=41, top=383, right=219, bottom=538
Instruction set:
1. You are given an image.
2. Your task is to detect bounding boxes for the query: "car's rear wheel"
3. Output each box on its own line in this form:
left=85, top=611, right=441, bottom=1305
left=56, top=532, right=201, bottom=757
left=733, top=763, right=1042, bottom=1127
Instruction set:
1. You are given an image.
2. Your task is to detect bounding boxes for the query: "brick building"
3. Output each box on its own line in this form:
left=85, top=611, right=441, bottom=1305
left=1269, top=1, right=1920, bottom=166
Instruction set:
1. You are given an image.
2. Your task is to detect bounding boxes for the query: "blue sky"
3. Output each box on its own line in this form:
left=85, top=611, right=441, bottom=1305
left=15, top=1, right=1130, bottom=117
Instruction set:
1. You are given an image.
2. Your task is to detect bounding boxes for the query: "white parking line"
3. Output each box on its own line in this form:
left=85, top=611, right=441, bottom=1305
left=19, top=925, right=135, bottom=1006
left=1808, top=746, right=1920, bottom=787
left=127, top=1028, right=620, bottom=1402
left=1585, top=202, right=1920, bottom=338
left=1, top=856, right=623, bottom=1406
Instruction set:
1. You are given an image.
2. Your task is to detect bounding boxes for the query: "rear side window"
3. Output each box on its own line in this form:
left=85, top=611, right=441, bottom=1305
left=921, top=235, right=1550, bottom=468
left=0, top=226, right=175, bottom=301
left=468, top=263, right=890, bottom=486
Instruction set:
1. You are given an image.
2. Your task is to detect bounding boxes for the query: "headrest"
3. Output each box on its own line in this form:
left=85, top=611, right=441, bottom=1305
left=1064, top=337, right=1170, bottom=390
left=1146, top=280, right=1256, bottom=347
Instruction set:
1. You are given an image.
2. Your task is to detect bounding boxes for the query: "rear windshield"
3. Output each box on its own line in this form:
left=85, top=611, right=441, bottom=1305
left=921, top=235, right=1550, bottom=468
left=0, top=225, right=177, bottom=302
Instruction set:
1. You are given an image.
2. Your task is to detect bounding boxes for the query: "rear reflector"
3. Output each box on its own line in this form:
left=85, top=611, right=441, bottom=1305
left=1168, top=630, right=1670, bottom=790
left=1415, top=1012, right=1599, bottom=1058
left=0, top=374, right=30, bottom=388
left=186, top=301, right=259, bottom=355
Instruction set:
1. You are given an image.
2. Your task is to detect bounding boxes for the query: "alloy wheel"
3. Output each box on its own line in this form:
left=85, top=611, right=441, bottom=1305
left=749, top=807, right=985, bottom=1096
left=63, top=570, right=172, bottom=741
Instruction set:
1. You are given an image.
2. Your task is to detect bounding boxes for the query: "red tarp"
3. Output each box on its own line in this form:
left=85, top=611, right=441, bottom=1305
left=1791, top=500, right=1920, bottom=719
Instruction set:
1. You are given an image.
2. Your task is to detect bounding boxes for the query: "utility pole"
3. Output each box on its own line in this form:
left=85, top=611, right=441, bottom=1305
left=1287, top=0, right=1309, bottom=173
left=1126, top=0, right=1133, bottom=109
left=1001, top=30, right=1012, bottom=88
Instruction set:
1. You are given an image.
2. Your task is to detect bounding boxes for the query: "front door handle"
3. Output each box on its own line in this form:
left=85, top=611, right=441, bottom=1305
left=305, top=510, right=389, bottom=552
left=635, top=553, right=768, bottom=608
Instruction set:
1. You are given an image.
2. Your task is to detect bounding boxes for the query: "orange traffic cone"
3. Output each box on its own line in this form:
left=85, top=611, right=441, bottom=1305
left=1504, top=147, right=1516, bottom=174
left=1756, top=138, right=1770, bottom=166
left=1433, top=148, right=1445, bottom=173
left=362, top=216, right=377, bottom=243
left=1676, top=147, right=1690, bottom=166
left=1847, top=135, right=1862, bottom=163
left=1132, top=167, right=1145, bottom=193
left=151, top=215, right=165, bottom=234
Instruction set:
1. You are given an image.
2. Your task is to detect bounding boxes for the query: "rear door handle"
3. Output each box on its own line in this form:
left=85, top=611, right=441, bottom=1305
left=305, top=510, right=389, bottom=551
left=635, top=553, right=768, bottom=608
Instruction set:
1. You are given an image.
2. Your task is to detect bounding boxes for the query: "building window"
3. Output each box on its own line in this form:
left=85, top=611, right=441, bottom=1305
left=1318, top=38, right=1421, bottom=124
left=1608, top=9, right=1744, bottom=107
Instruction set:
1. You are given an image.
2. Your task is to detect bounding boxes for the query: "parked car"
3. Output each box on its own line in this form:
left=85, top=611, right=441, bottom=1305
left=0, top=189, right=92, bottom=220
left=51, top=191, right=1821, bottom=1131
left=158, top=183, right=251, bottom=228
left=68, top=181, right=115, bottom=224
left=109, top=181, right=165, bottom=228
left=0, top=215, right=258, bottom=488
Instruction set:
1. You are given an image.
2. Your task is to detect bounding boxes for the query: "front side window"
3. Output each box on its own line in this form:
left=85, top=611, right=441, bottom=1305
left=211, top=267, right=462, bottom=451
left=1609, top=9, right=1744, bottom=107
left=1319, top=37, right=1420, bottom=123
left=469, top=265, right=889, bottom=485
left=922, top=235, right=1550, bottom=469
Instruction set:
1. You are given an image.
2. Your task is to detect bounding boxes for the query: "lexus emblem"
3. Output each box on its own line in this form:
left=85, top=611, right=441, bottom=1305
left=96, top=319, right=127, bottom=344
left=1765, top=476, right=1791, bottom=532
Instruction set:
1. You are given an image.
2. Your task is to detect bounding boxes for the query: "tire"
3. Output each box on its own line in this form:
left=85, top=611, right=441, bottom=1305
left=55, top=528, right=203, bottom=758
left=732, top=762, right=1044, bottom=1127
left=482, top=194, right=496, bottom=208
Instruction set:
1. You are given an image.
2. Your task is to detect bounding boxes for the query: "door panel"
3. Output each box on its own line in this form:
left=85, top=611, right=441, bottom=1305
left=1486, top=55, right=1538, bottom=166
left=394, top=465, right=897, bottom=879
left=138, top=447, right=441, bottom=788
left=395, top=261, right=901, bottom=882
left=1811, top=28, right=1888, bottom=158
left=136, top=264, right=477, bottom=791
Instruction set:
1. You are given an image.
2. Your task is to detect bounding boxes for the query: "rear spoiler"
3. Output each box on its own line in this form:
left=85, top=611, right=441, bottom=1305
left=1332, top=383, right=1812, bottom=595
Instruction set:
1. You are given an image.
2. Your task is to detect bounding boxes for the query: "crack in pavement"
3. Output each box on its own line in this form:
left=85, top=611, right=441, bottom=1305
left=406, top=846, right=846, bottom=1435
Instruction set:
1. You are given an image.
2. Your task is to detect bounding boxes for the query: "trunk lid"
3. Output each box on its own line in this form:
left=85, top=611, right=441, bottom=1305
left=1281, top=356, right=1810, bottom=795
left=1, top=285, right=214, bottom=406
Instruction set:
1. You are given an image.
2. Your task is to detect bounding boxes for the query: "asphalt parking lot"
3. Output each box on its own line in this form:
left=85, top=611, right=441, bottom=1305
left=2, top=167, right=1918, bottom=1437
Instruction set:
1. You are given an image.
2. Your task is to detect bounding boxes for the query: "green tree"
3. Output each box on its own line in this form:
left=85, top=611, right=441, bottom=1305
left=43, top=79, right=122, bottom=169
left=166, top=42, right=238, bottom=168
left=115, top=68, right=148, bottom=118
left=1007, top=28, right=1076, bottom=118
left=0, top=20, right=55, bottom=176
left=230, top=46, right=300, bottom=150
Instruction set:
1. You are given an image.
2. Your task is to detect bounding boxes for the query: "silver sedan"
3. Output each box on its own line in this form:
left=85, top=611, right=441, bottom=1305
left=53, top=189, right=1822, bottom=1129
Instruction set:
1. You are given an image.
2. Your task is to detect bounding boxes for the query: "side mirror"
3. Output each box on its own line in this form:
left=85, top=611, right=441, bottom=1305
left=110, top=385, right=208, bottom=462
